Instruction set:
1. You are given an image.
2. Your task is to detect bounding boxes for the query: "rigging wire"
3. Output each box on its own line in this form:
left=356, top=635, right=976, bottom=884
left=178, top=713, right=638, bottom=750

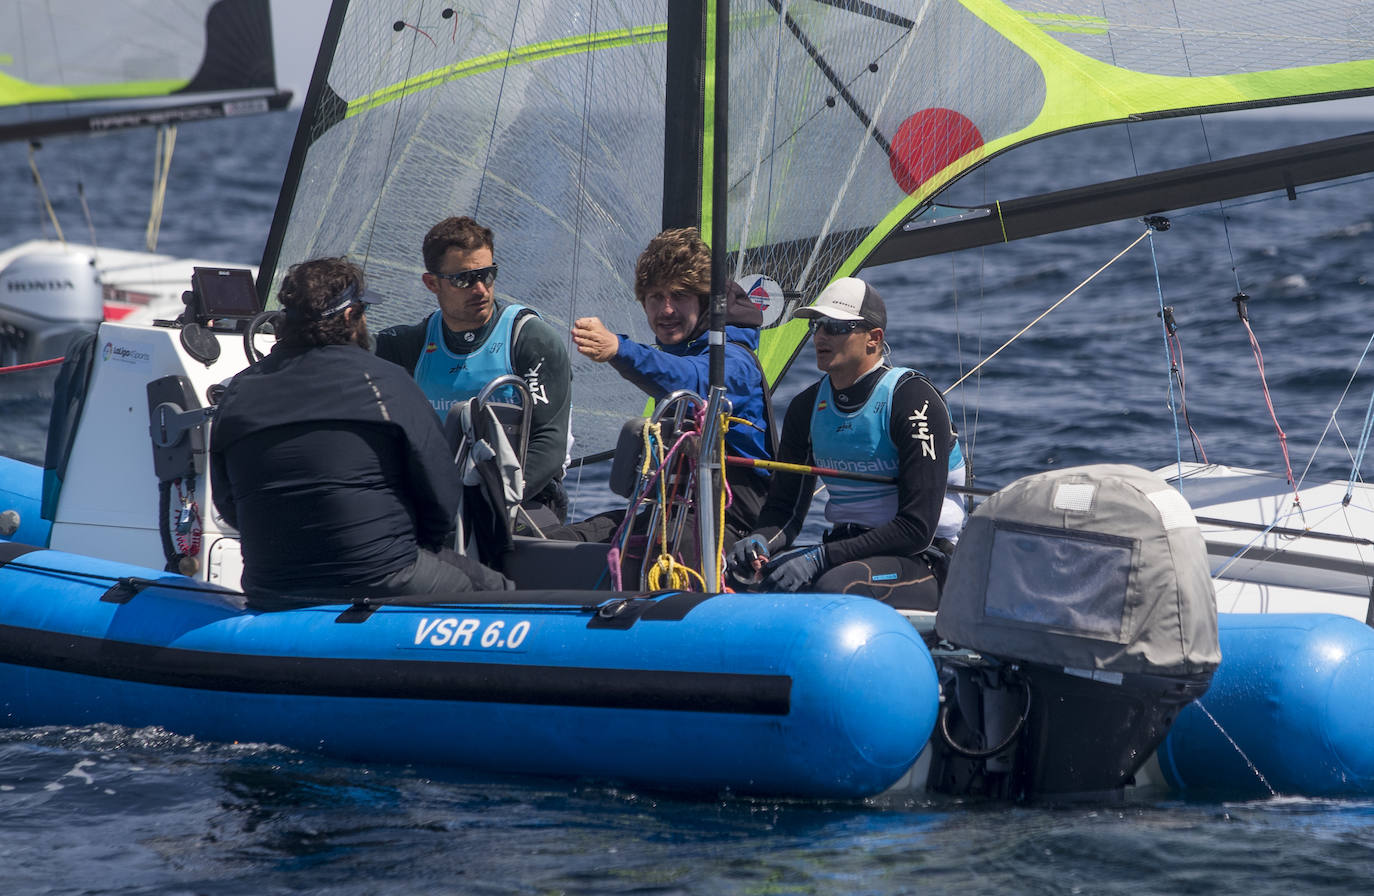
left=942, top=227, right=1154, bottom=396
left=26, top=143, right=65, bottom=245
left=355, top=7, right=435, bottom=275
left=567, top=0, right=600, bottom=347
left=1160, top=0, right=1306, bottom=506
left=1339, top=332, right=1374, bottom=504
left=474, top=1, right=526, bottom=217
left=1147, top=224, right=1189, bottom=488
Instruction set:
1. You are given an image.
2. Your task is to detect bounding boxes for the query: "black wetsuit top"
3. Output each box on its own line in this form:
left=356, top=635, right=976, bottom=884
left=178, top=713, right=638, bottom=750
left=753, top=364, right=952, bottom=565
left=210, top=342, right=459, bottom=596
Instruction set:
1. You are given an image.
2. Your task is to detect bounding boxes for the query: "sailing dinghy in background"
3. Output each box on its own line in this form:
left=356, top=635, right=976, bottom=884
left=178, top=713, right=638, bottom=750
left=0, top=0, right=291, bottom=365
left=1, top=0, right=1374, bottom=801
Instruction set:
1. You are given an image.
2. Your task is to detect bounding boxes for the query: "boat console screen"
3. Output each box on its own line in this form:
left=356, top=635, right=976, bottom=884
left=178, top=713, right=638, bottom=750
left=191, top=267, right=261, bottom=321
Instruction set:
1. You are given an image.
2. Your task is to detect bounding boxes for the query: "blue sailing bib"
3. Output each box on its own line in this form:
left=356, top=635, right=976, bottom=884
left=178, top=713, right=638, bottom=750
left=811, top=366, right=967, bottom=538
left=412, top=304, right=529, bottom=420
left=812, top=367, right=905, bottom=529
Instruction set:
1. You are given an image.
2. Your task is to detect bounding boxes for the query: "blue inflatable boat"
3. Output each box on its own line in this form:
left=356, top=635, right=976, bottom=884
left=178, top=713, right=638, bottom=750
left=1157, top=613, right=1374, bottom=798
left=5, top=318, right=1373, bottom=802
left=0, top=538, right=938, bottom=799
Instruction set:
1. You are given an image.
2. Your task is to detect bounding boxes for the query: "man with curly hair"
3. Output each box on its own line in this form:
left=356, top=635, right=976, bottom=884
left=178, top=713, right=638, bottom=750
left=556, top=227, right=773, bottom=558
left=211, top=257, right=510, bottom=601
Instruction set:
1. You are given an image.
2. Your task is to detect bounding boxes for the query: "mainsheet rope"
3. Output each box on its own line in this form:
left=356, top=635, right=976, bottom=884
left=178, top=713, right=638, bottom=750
left=1231, top=292, right=1302, bottom=510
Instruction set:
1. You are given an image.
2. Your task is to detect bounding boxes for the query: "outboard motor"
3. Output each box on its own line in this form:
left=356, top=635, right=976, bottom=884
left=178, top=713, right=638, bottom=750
left=931, top=464, right=1219, bottom=800
left=0, top=251, right=104, bottom=366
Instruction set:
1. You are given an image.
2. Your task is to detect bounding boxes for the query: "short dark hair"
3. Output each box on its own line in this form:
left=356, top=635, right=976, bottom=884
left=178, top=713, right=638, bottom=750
left=634, top=227, right=710, bottom=310
left=275, top=257, right=369, bottom=348
left=423, top=216, right=495, bottom=273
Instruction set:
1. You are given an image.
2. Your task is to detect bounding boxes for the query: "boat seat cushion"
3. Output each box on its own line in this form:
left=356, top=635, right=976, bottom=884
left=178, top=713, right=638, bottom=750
left=504, top=536, right=613, bottom=590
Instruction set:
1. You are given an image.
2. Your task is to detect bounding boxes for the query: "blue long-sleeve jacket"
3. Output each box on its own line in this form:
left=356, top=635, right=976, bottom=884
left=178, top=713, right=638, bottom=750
left=608, top=325, right=771, bottom=463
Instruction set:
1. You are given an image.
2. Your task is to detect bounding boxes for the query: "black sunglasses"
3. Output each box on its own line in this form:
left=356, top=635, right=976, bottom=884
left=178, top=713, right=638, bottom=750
left=808, top=318, right=868, bottom=336
left=432, top=264, right=498, bottom=289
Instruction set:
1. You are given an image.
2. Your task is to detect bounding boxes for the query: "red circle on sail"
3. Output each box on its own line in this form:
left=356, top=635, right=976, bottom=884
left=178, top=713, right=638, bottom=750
left=889, top=108, right=983, bottom=194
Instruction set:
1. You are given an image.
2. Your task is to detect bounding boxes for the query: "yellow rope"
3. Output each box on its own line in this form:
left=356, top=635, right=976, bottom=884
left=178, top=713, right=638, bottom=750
left=646, top=554, right=705, bottom=590
left=713, top=413, right=729, bottom=590
left=642, top=420, right=700, bottom=590
left=641, top=412, right=738, bottom=592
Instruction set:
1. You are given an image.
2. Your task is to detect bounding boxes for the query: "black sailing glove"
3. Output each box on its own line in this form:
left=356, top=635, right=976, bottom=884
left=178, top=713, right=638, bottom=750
left=726, top=534, right=770, bottom=582
left=761, top=544, right=829, bottom=592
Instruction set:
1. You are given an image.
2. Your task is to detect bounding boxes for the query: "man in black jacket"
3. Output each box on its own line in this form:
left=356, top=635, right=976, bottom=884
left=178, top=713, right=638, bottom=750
left=210, top=257, right=510, bottom=600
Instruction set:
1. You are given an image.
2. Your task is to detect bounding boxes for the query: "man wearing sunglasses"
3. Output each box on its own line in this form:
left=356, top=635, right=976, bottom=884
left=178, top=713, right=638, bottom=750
left=726, top=277, right=966, bottom=610
left=375, top=216, right=573, bottom=531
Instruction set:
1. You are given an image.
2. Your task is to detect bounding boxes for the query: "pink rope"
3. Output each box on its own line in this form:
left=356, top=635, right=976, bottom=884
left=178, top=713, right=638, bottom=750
left=1240, top=316, right=1300, bottom=505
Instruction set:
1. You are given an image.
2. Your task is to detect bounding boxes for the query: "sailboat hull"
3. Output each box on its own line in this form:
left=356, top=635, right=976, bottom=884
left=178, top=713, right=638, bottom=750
left=0, top=543, right=938, bottom=799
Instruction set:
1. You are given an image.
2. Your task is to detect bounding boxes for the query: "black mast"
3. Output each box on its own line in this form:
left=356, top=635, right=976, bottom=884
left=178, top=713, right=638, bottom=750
left=255, top=0, right=351, bottom=306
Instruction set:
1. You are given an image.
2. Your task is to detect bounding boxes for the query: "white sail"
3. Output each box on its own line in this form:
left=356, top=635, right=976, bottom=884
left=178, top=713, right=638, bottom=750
left=262, top=1, right=1374, bottom=458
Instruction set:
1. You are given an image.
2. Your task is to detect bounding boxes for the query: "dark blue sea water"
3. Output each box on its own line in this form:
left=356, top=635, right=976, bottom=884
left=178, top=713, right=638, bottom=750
left=3, top=110, right=1374, bottom=894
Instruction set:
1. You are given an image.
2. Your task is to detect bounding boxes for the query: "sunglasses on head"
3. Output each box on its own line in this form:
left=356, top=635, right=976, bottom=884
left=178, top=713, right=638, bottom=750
left=808, top=318, right=868, bottom=336
left=433, top=264, right=498, bottom=289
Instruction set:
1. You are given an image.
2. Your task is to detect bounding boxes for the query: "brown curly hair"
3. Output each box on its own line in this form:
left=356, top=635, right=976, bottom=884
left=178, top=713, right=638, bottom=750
left=275, top=257, right=371, bottom=349
left=423, top=216, right=495, bottom=273
left=634, top=227, right=710, bottom=309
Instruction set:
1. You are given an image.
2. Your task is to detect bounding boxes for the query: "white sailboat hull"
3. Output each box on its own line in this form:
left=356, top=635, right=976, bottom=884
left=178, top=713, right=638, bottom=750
left=1162, top=462, right=1374, bottom=620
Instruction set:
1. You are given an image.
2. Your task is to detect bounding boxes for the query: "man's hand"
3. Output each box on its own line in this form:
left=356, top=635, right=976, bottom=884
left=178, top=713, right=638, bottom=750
left=571, top=317, right=619, bottom=362
left=761, top=545, right=828, bottom=592
left=726, top=534, right=770, bottom=584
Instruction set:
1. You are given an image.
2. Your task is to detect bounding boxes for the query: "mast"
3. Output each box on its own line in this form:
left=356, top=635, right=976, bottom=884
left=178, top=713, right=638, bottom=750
left=696, top=0, right=730, bottom=592
left=663, top=0, right=730, bottom=591
left=255, top=0, right=351, bottom=306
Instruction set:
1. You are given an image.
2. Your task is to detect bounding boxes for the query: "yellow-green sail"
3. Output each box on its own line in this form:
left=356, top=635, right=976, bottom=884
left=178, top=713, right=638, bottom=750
left=262, top=0, right=1374, bottom=458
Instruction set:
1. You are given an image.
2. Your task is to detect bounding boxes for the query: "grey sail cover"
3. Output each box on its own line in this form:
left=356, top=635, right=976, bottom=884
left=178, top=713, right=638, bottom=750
left=936, top=464, right=1219, bottom=676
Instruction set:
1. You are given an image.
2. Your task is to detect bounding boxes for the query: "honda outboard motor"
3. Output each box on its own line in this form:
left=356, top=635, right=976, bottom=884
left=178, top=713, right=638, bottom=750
left=931, top=464, right=1219, bottom=800
left=0, top=251, right=103, bottom=366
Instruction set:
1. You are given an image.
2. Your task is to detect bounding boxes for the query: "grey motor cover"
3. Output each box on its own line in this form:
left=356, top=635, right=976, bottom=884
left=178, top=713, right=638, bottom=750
left=936, top=464, right=1220, bottom=676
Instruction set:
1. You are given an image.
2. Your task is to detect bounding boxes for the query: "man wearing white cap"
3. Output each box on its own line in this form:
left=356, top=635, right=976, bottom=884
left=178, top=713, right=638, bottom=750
left=726, top=276, right=965, bottom=609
